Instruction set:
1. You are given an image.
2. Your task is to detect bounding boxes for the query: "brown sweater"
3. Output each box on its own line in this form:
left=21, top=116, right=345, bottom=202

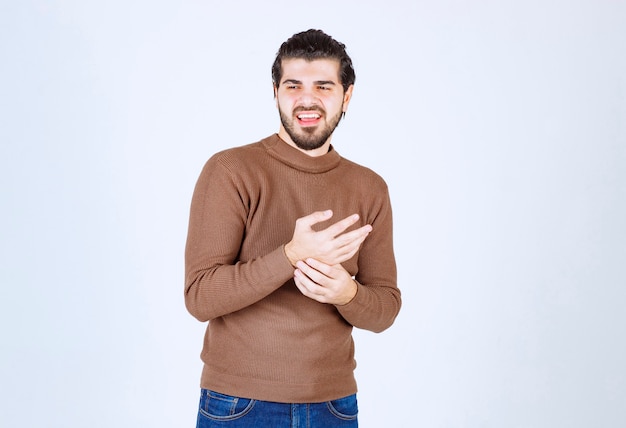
left=184, top=134, right=401, bottom=403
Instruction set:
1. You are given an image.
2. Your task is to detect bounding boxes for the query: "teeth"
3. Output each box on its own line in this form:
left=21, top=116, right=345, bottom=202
left=298, top=113, right=320, bottom=119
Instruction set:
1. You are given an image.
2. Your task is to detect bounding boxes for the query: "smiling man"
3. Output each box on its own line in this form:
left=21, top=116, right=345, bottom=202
left=185, top=29, right=401, bottom=427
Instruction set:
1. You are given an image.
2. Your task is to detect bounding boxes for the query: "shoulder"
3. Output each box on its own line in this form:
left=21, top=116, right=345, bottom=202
left=199, top=137, right=276, bottom=179
left=338, top=156, right=389, bottom=192
left=208, top=140, right=266, bottom=169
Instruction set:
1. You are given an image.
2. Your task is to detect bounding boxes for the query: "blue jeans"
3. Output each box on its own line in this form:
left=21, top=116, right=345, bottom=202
left=196, top=389, right=358, bottom=427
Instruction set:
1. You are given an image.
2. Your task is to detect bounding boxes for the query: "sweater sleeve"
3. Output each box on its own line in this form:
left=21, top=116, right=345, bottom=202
left=336, top=184, right=401, bottom=332
left=184, top=156, right=295, bottom=322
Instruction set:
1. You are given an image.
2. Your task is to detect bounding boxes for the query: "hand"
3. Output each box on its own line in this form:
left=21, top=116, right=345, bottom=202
left=294, top=258, right=357, bottom=305
left=284, top=210, right=372, bottom=266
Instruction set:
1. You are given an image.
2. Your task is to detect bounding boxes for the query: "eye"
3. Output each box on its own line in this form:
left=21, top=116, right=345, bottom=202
left=318, top=85, right=330, bottom=91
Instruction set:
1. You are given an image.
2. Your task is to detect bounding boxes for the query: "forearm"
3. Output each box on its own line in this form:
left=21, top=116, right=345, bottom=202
left=336, top=281, right=401, bottom=332
left=335, top=184, right=401, bottom=332
left=185, top=245, right=294, bottom=322
left=184, top=156, right=295, bottom=322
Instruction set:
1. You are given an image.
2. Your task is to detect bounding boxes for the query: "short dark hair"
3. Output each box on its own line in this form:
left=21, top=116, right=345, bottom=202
left=272, top=29, right=356, bottom=92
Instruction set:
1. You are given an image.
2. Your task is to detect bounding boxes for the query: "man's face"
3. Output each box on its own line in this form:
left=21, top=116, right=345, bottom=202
left=275, top=58, right=353, bottom=154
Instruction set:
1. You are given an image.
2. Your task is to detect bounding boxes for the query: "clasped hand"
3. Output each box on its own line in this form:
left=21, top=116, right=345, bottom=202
left=285, top=210, right=372, bottom=305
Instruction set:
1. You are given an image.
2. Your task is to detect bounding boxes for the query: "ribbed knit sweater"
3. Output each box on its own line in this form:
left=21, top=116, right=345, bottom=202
left=184, top=134, right=401, bottom=403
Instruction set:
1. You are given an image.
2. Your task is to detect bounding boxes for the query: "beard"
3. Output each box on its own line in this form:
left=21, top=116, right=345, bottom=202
left=278, top=104, right=343, bottom=151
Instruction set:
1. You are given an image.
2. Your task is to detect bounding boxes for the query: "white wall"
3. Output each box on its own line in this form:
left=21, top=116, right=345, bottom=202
left=1, top=1, right=624, bottom=427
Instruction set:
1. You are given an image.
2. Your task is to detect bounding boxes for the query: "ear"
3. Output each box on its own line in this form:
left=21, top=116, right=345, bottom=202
left=342, top=85, right=354, bottom=113
left=273, top=83, right=278, bottom=100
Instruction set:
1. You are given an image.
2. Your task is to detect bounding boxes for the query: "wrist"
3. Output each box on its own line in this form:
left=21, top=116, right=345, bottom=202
left=338, top=279, right=358, bottom=306
left=283, top=242, right=299, bottom=267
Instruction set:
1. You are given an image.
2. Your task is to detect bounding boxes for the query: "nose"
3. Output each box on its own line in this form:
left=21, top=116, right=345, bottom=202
left=297, top=86, right=319, bottom=106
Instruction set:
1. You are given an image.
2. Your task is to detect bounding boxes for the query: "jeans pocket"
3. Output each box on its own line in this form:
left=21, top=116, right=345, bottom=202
left=327, top=394, right=358, bottom=420
left=198, top=389, right=256, bottom=421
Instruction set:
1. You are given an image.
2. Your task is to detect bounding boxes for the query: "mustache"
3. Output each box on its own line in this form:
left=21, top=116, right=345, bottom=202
left=293, top=105, right=325, bottom=115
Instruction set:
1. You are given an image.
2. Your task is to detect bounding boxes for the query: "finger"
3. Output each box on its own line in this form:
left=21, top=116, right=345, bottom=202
left=296, top=261, right=329, bottom=286
left=334, top=225, right=372, bottom=248
left=330, top=245, right=362, bottom=265
left=302, top=258, right=333, bottom=277
left=328, top=231, right=370, bottom=263
left=297, top=210, right=333, bottom=228
left=294, top=270, right=327, bottom=300
left=323, top=213, right=361, bottom=238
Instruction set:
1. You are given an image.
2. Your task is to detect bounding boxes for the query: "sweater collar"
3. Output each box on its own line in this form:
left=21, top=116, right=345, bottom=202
left=263, top=134, right=341, bottom=173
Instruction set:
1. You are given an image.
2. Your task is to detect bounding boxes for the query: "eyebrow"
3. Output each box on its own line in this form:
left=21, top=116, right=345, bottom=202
left=281, top=79, right=338, bottom=86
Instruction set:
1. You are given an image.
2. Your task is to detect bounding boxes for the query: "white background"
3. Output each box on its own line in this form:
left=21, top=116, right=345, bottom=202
left=1, top=1, right=625, bottom=427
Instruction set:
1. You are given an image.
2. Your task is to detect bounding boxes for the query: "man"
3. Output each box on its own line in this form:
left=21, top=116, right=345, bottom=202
left=185, top=29, right=401, bottom=427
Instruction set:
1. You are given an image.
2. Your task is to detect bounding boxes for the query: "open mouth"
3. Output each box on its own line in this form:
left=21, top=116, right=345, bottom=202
left=296, top=112, right=322, bottom=126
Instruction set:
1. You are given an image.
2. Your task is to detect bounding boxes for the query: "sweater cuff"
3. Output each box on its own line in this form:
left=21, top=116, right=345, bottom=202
left=335, top=280, right=366, bottom=313
left=266, top=245, right=297, bottom=280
